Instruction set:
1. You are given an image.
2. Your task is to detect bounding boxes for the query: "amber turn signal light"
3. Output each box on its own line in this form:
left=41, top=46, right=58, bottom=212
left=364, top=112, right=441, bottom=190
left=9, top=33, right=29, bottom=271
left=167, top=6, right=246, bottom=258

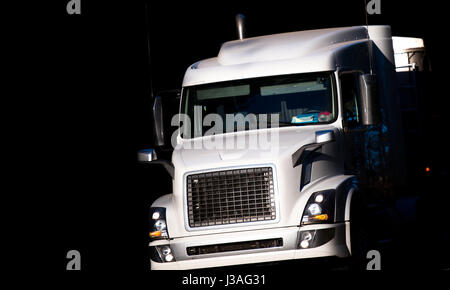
left=149, top=231, right=162, bottom=238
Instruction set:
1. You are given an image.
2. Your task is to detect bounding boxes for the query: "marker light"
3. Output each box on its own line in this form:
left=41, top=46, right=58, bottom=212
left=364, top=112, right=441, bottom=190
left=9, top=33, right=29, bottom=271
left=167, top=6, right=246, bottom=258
left=311, top=214, right=328, bottom=221
left=149, top=231, right=162, bottom=238
left=315, top=194, right=324, bottom=203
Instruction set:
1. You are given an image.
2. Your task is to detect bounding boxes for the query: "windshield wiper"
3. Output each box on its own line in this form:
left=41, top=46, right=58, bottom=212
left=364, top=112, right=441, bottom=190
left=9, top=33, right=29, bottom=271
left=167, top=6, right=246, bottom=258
left=269, top=121, right=295, bottom=127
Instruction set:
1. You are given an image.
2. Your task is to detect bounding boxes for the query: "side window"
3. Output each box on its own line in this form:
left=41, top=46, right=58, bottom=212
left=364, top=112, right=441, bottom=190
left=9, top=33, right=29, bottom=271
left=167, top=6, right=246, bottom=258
left=340, top=73, right=360, bottom=128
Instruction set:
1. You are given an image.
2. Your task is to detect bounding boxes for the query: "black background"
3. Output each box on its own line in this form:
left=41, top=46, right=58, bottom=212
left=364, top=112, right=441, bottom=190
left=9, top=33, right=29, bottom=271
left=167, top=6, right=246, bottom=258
left=20, top=0, right=449, bottom=281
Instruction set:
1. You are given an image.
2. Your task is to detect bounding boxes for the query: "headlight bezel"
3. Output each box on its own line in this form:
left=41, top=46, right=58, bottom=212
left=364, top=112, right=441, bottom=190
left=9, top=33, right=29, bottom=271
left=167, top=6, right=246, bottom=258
left=149, top=207, right=169, bottom=240
left=301, top=189, right=335, bottom=225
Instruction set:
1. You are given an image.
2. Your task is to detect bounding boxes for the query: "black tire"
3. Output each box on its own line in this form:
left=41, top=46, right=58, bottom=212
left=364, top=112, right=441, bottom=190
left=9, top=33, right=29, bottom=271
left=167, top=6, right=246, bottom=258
left=348, top=192, right=370, bottom=270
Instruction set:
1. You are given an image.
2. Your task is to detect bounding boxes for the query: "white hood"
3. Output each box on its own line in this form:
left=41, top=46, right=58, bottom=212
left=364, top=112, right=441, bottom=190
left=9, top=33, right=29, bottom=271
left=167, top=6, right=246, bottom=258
left=175, top=125, right=335, bottom=172
left=166, top=124, right=343, bottom=238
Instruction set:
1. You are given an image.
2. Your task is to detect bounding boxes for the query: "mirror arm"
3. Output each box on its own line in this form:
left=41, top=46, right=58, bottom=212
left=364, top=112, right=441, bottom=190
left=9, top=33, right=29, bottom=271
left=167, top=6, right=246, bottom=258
left=141, top=159, right=174, bottom=179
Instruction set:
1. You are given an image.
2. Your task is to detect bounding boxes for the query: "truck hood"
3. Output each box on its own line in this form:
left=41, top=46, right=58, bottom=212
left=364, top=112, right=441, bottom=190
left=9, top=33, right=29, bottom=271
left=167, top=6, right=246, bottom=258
left=166, top=124, right=343, bottom=238
left=176, top=125, right=335, bottom=170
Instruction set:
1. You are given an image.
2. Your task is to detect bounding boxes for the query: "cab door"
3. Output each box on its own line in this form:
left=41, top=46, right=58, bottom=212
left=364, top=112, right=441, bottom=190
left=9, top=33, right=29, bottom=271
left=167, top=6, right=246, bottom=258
left=340, top=72, right=365, bottom=177
left=340, top=71, right=387, bottom=188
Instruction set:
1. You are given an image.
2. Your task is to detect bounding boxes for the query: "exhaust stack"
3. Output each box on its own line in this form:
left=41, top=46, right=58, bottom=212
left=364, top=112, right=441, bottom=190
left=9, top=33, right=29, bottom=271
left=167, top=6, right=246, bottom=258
left=235, top=14, right=246, bottom=40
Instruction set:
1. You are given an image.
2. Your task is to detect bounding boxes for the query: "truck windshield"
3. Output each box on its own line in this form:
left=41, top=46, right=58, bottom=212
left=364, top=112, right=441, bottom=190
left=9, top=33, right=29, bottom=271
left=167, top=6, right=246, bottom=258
left=181, top=72, right=336, bottom=138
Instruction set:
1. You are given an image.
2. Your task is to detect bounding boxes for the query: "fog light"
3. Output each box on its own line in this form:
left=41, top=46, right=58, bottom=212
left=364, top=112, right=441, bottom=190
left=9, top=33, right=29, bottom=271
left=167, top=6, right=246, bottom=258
left=164, top=254, right=174, bottom=262
left=298, top=229, right=335, bottom=249
left=157, top=245, right=176, bottom=263
left=161, top=246, right=171, bottom=255
left=300, top=240, right=310, bottom=249
left=302, top=231, right=312, bottom=241
left=299, top=231, right=313, bottom=249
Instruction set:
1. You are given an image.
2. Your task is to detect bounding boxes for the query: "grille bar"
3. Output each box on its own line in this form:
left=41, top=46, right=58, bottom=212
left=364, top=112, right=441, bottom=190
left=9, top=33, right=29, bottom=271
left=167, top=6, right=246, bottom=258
left=186, top=238, right=283, bottom=256
left=186, top=167, right=276, bottom=228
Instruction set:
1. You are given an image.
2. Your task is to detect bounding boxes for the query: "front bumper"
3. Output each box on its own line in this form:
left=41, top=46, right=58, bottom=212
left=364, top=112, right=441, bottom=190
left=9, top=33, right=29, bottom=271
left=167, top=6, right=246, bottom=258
left=150, top=222, right=350, bottom=270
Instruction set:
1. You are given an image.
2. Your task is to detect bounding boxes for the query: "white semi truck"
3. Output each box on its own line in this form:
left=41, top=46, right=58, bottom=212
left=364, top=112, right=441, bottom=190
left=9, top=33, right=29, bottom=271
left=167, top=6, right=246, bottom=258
left=140, top=24, right=428, bottom=270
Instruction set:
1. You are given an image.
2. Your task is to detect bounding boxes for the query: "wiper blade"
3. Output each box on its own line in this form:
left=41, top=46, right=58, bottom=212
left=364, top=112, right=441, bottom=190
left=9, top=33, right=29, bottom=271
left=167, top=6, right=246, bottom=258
left=269, top=121, right=295, bottom=127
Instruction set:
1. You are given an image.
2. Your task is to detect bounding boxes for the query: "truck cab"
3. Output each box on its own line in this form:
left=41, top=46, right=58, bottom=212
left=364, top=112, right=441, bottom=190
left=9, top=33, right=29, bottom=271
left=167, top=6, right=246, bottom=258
left=143, top=25, right=425, bottom=270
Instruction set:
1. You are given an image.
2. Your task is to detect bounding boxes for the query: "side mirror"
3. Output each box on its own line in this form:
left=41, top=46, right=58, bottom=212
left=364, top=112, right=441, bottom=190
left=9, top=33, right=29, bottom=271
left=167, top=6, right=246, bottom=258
left=152, top=90, right=181, bottom=149
left=137, top=148, right=174, bottom=179
left=359, top=74, right=381, bottom=126
left=153, top=95, right=165, bottom=147
left=140, top=91, right=180, bottom=179
left=138, top=148, right=157, bottom=162
left=315, top=130, right=335, bottom=144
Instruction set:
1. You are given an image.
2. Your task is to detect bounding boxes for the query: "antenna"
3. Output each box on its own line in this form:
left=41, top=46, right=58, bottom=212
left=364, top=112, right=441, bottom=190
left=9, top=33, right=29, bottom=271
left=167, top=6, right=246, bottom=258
left=364, top=0, right=374, bottom=74
left=144, top=2, right=155, bottom=98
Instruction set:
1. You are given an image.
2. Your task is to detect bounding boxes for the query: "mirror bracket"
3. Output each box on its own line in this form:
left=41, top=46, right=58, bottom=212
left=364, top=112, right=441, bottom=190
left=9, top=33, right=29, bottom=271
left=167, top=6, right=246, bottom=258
left=138, top=149, right=174, bottom=179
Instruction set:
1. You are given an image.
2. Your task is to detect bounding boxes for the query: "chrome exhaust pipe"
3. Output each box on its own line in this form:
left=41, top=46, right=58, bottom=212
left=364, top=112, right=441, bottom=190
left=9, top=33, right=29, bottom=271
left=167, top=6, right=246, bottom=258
left=235, top=14, right=246, bottom=40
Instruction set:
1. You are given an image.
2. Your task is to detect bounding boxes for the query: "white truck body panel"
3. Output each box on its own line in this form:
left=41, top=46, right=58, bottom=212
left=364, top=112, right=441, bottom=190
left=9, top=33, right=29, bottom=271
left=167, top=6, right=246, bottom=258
left=183, top=26, right=372, bottom=86
left=392, top=36, right=425, bottom=71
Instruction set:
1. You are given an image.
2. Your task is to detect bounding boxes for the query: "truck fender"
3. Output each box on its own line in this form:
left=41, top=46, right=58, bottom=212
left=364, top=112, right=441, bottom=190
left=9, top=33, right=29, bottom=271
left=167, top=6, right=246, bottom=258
left=333, top=177, right=358, bottom=255
left=150, top=194, right=173, bottom=209
left=344, top=187, right=356, bottom=222
left=344, top=187, right=356, bottom=255
left=334, top=176, right=358, bottom=222
left=150, top=194, right=177, bottom=237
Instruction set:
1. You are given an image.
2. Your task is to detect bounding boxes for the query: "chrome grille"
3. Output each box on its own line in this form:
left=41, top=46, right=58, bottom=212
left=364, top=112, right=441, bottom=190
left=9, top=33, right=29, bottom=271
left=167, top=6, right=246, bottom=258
left=186, top=167, right=276, bottom=228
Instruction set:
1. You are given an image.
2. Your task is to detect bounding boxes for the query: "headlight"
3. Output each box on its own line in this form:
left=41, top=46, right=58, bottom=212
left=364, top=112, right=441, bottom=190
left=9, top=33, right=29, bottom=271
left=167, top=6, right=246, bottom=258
left=301, top=190, right=335, bottom=225
left=149, top=207, right=169, bottom=240
left=307, top=203, right=322, bottom=216
left=154, top=219, right=167, bottom=231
